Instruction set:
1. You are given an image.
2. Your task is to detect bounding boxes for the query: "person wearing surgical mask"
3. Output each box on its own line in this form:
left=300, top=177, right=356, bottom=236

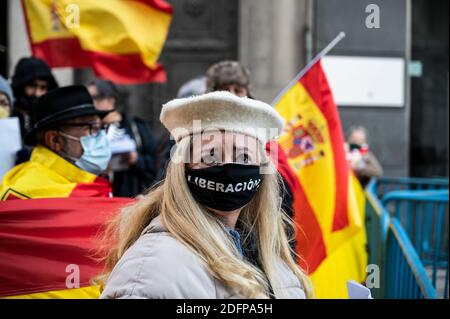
left=98, top=91, right=313, bottom=299
left=87, top=79, right=168, bottom=197
left=0, top=75, right=13, bottom=119
left=345, top=126, right=383, bottom=187
left=0, top=86, right=113, bottom=201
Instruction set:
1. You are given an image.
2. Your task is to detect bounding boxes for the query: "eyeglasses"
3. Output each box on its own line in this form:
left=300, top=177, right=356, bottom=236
left=61, top=122, right=110, bottom=135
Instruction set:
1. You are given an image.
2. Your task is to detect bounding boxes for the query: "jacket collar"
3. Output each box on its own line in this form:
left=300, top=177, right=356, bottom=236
left=141, top=215, right=243, bottom=256
left=140, top=215, right=167, bottom=236
left=31, top=145, right=98, bottom=184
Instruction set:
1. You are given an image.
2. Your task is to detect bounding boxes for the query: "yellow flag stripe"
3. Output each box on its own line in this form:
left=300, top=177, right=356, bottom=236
left=3, top=285, right=100, bottom=299
left=276, top=83, right=335, bottom=241
left=310, top=175, right=367, bottom=298
left=24, top=0, right=172, bottom=68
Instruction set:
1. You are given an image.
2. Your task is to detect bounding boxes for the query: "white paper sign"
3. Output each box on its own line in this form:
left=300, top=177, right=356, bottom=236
left=110, top=135, right=137, bottom=155
left=0, top=117, right=22, bottom=182
left=322, top=55, right=405, bottom=107
left=347, top=280, right=373, bottom=299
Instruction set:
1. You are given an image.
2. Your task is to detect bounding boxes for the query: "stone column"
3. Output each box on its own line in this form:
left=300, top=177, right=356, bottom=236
left=239, top=0, right=311, bottom=103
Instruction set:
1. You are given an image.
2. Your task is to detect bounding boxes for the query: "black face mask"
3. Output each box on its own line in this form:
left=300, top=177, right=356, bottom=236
left=185, top=163, right=263, bottom=212
left=349, top=143, right=362, bottom=151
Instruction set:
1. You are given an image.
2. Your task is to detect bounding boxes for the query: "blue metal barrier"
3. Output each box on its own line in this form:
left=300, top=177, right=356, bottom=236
left=365, top=183, right=387, bottom=299
left=374, top=177, right=448, bottom=198
left=385, top=218, right=439, bottom=299
left=365, top=177, right=449, bottom=299
left=381, top=189, right=449, bottom=299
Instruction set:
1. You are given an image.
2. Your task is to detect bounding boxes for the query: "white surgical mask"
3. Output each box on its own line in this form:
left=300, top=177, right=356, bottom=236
left=59, top=130, right=111, bottom=175
left=0, top=106, right=9, bottom=119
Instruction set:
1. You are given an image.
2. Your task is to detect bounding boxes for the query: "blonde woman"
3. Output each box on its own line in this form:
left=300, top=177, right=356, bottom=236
left=98, top=92, right=313, bottom=299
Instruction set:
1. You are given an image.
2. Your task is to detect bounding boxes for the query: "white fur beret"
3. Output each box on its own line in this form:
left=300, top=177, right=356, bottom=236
left=160, top=91, right=285, bottom=144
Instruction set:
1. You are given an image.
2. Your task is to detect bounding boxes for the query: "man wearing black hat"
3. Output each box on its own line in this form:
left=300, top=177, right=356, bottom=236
left=0, top=85, right=113, bottom=200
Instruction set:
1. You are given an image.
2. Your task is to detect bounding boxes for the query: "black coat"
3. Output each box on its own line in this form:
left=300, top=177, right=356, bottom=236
left=112, top=114, right=172, bottom=197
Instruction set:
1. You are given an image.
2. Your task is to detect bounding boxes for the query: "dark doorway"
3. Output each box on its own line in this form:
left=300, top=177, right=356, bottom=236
left=163, top=0, right=239, bottom=100
left=75, top=0, right=239, bottom=137
left=145, top=0, right=239, bottom=133
left=410, top=0, right=449, bottom=178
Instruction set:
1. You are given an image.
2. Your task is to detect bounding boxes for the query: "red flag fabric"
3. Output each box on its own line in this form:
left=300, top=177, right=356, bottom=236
left=0, top=197, right=133, bottom=298
left=22, top=0, right=173, bottom=84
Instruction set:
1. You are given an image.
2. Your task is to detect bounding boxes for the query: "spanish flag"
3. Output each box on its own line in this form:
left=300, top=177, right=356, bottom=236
left=22, top=0, right=173, bottom=84
left=0, top=197, right=133, bottom=298
left=274, top=60, right=367, bottom=298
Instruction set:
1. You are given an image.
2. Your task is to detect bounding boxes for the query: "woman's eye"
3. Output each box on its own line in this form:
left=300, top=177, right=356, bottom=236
left=201, top=149, right=218, bottom=164
left=201, top=155, right=216, bottom=164
left=236, top=153, right=250, bottom=164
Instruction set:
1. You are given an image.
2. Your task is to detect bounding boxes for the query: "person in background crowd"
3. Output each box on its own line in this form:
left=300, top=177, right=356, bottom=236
left=346, top=126, right=383, bottom=187
left=0, top=86, right=112, bottom=200
left=206, top=61, right=254, bottom=98
left=87, top=79, right=170, bottom=197
left=176, top=76, right=206, bottom=98
left=99, top=92, right=312, bottom=299
left=10, top=57, right=59, bottom=164
left=205, top=61, right=298, bottom=251
left=0, top=75, right=13, bottom=119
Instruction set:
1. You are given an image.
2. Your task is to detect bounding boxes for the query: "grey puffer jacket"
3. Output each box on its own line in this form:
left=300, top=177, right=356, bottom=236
left=100, top=216, right=306, bottom=299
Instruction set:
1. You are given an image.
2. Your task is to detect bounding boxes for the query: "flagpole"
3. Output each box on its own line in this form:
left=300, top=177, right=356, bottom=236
left=271, top=32, right=346, bottom=106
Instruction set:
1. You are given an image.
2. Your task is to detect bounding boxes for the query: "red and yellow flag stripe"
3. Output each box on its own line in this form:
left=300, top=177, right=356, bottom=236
left=0, top=197, right=133, bottom=298
left=274, top=61, right=366, bottom=297
left=0, top=146, right=112, bottom=201
left=22, top=0, right=173, bottom=84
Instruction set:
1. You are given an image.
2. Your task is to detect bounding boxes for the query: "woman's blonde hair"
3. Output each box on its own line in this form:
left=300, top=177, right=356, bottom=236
left=95, top=137, right=313, bottom=298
